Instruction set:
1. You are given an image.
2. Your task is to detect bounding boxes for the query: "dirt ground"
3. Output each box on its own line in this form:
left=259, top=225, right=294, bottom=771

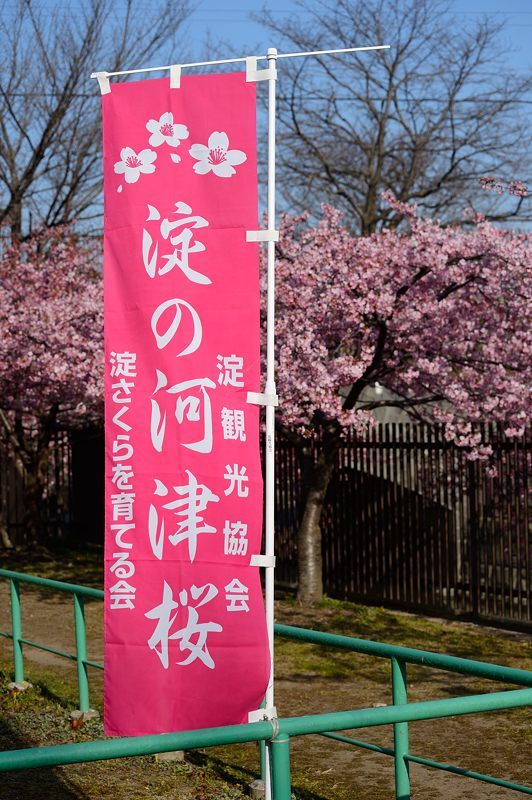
left=0, top=558, right=531, bottom=800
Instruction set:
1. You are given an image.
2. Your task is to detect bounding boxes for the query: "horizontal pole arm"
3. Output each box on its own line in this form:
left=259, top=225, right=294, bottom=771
left=90, top=45, right=389, bottom=79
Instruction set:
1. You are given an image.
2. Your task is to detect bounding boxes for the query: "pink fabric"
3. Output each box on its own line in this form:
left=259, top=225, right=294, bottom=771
left=102, top=73, right=269, bottom=736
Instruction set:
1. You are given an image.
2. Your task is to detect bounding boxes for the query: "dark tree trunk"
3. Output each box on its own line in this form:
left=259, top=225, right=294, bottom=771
left=296, top=422, right=341, bottom=605
left=22, top=448, right=51, bottom=544
left=0, top=515, right=14, bottom=549
left=0, top=406, right=58, bottom=546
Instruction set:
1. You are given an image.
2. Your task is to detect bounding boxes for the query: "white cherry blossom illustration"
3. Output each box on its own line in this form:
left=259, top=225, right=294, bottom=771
left=114, top=147, right=157, bottom=184
left=146, top=112, right=189, bottom=148
left=189, top=131, right=247, bottom=178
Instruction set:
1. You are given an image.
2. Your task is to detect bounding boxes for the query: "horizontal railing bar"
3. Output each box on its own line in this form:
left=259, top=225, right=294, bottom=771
left=2, top=570, right=531, bottom=688
left=320, top=731, right=395, bottom=756
left=405, top=753, right=532, bottom=795
left=0, top=719, right=274, bottom=772
left=1, top=632, right=102, bottom=670
left=84, top=659, right=104, bottom=671
left=19, top=638, right=77, bottom=662
left=321, top=732, right=532, bottom=795
left=274, top=624, right=532, bottom=686
left=278, top=687, right=532, bottom=738
left=0, top=569, right=104, bottom=599
left=1, top=688, right=530, bottom=773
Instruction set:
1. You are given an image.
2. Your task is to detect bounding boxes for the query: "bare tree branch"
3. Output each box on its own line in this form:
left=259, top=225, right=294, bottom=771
left=257, top=0, right=532, bottom=231
left=0, top=0, right=192, bottom=238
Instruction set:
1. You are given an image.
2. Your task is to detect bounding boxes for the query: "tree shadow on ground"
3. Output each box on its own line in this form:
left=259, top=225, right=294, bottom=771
left=0, top=717, right=92, bottom=800
left=190, top=749, right=332, bottom=800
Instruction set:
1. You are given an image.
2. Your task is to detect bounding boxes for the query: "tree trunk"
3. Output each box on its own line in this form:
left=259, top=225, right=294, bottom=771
left=0, top=516, right=14, bottom=549
left=296, top=423, right=341, bottom=605
left=23, top=448, right=51, bottom=544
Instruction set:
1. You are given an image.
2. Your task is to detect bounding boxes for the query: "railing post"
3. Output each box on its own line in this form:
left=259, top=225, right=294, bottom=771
left=9, top=579, right=24, bottom=683
left=73, top=593, right=90, bottom=713
left=391, top=657, right=410, bottom=800
left=271, top=735, right=291, bottom=800
left=260, top=738, right=267, bottom=783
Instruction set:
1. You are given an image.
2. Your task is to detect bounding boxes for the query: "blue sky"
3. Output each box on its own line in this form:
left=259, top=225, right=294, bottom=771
left=184, top=0, right=532, bottom=78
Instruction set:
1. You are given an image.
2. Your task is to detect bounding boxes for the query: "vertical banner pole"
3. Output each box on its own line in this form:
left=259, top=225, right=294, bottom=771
left=264, top=46, right=278, bottom=800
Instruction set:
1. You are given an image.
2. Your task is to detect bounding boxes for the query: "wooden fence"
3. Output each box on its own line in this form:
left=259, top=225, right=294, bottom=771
left=275, top=424, right=531, bottom=627
left=0, top=431, right=73, bottom=547
left=1, top=423, right=530, bottom=626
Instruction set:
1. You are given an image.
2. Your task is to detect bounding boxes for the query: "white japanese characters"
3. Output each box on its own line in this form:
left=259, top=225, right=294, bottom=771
left=224, top=464, right=250, bottom=497
left=221, top=408, right=246, bottom=442
left=108, top=174, right=258, bottom=669
left=223, top=521, right=248, bottom=556
left=217, top=354, right=244, bottom=387
left=108, top=351, right=138, bottom=610
left=143, top=201, right=211, bottom=284
left=145, top=581, right=222, bottom=669
left=151, top=372, right=216, bottom=454
left=148, top=471, right=220, bottom=562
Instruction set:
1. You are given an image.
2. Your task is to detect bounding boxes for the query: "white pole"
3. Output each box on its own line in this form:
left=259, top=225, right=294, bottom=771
left=263, top=45, right=278, bottom=800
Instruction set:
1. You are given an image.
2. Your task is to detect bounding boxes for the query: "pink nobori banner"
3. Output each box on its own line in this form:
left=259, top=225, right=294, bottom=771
left=102, top=73, right=269, bottom=736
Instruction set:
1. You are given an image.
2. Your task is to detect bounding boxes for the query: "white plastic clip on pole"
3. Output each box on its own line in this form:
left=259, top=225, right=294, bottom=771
left=246, top=230, right=279, bottom=243
left=246, top=391, right=279, bottom=407
left=246, top=56, right=277, bottom=83
left=94, top=72, right=111, bottom=95
left=170, top=65, right=181, bottom=89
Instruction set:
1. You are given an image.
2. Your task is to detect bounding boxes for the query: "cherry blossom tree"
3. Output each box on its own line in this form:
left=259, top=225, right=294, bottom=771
left=269, top=200, right=532, bottom=604
left=0, top=229, right=103, bottom=545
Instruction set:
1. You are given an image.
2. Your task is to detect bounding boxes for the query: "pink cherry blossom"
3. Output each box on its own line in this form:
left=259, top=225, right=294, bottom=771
left=0, top=228, right=103, bottom=540
left=267, top=200, right=531, bottom=459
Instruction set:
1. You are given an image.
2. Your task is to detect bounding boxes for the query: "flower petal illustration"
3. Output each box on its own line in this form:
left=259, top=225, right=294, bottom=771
left=189, top=144, right=209, bottom=160
left=147, top=114, right=189, bottom=148
left=148, top=130, right=166, bottom=147
left=212, top=162, right=236, bottom=178
left=208, top=131, right=229, bottom=151
left=139, top=149, right=157, bottom=164
left=114, top=147, right=157, bottom=185
left=193, top=160, right=212, bottom=175
left=189, top=132, right=246, bottom=179
left=124, top=168, right=140, bottom=184
left=120, top=146, right=136, bottom=162
left=226, top=149, right=247, bottom=166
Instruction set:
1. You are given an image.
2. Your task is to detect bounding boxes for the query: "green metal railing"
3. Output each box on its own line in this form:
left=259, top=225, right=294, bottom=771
left=1, top=568, right=531, bottom=799
left=0, top=569, right=103, bottom=712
